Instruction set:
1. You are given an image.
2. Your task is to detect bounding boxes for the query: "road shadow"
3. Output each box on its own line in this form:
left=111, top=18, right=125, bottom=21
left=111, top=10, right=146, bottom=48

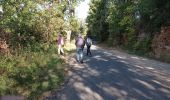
left=47, top=46, right=170, bottom=100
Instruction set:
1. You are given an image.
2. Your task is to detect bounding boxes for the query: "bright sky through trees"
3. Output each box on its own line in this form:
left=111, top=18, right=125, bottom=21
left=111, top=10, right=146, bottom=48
left=75, top=0, right=90, bottom=20
left=0, top=6, right=2, bottom=12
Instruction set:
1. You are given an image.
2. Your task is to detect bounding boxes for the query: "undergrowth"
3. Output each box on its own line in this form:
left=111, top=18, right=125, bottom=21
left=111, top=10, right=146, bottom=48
left=0, top=44, right=65, bottom=99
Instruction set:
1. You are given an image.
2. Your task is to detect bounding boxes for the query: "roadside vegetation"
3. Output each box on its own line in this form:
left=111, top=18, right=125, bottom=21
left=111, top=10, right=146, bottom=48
left=87, top=0, right=170, bottom=62
left=0, top=0, right=84, bottom=99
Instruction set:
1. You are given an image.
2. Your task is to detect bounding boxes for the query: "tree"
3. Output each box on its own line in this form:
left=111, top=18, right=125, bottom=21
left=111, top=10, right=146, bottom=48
left=87, top=0, right=170, bottom=53
left=87, top=0, right=109, bottom=42
left=0, top=0, right=70, bottom=48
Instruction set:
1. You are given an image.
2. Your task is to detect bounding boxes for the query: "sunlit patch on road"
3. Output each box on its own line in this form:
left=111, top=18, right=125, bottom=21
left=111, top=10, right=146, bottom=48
left=53, top=45, right=170, bottom=100
left=131, top=56, right=141, bottom=60
left=145, top=67, right=154, bottom=70
left=101, top=83, right=128, bottom=99
left=132, top=88, right=152, bottom=99
left=119, top=60, right=129, bottom=64
left=92, top=55, right=108, bottom=61
left=74, top=82, right=104, bottom=100
left=134, top=65, right=144, bottom=69
left=133, top=79, right=156, bottom=90
left=108, top=68, right=120, bottom=74
left=116, top=55, right=127, bottom=59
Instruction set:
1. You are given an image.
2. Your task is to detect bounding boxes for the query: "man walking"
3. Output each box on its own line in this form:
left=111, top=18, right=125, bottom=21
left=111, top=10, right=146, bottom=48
left=75, top=34, right=85, bottom=63
left=85, top=35, right=92, bottom=56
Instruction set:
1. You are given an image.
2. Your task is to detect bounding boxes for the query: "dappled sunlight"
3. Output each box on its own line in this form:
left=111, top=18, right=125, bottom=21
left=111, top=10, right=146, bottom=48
left=128, top=68, right=138, bottom=73
left=92, top=55, right=100, bottom=58
left=132, top=88, right=152, bottom=99
left=145, top=67, right=154, bottom=70
left=131, top=56, right=141, bottom=60
left=115, top=55, right=127, bottom=59
left=88, top=68, right=101, bottom=76
left=64, top=43, right=76, bottom=52
left=65, top=56, right=85, bottom=69
left=152, top=80, right=170, bottom=90
left=82, top=64, right=101, bottom=77
left=55, top=44, right=170, bottom=100
left=103, top=51, right=113, bottom=56
left=119, top=60, right=129, bottom=64
left=158, top=88, right=170, bottom=95
left=73, top=82, right=104, bottom=100
left=107, top=68, right=120, bottom=74
left=134, top=65, right=144, bottom=69
left=92, top=55, right=108, bottom=61
left=166, top=79, right=170, bottom=82
left=100, top=83, right=128, bottom=99
left=152, top=80, right=162, bottom=85
left=134, top=79, right=156, bottom=90
left=84, top=58, right=90, bottom=62
left=91, top=45, right=100, bottom=50
left=141, top=58, right=147, bottom=61
left=115, top=82, right=124, bottom=87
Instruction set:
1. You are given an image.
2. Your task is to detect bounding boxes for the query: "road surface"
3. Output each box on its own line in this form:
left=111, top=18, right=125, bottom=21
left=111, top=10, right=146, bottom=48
left=47, top=45, right=170, bottom=100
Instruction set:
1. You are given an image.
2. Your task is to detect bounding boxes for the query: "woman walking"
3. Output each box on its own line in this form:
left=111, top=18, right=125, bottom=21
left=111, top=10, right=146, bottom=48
left=57, top=34, right=64, bottom=55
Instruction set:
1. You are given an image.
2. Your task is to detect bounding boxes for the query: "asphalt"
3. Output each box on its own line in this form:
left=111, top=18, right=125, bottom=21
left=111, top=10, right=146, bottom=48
left=47, top=45, right=170, bottom=100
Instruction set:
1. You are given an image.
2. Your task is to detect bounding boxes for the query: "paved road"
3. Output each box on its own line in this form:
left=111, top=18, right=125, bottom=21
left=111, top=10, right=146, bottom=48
left=48, top=45, right=170, bottom=100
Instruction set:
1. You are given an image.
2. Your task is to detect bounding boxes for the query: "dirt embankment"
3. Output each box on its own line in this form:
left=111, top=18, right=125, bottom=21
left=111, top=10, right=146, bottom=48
left=0, top=29, right=10, bottom=54
left=152, top=26, right=170, bottom=62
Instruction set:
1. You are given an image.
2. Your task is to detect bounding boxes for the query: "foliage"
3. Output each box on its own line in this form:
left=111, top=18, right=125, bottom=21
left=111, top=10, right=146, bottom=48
left=87, top=0, right=109, bottom=41
left=0, top=0, right=84, bottom=99
left=0, top=0, right=84, bottom=48
left=87, top=0, right=170, bottom=54
left=70, top=17, right=81, bottom=34
left=1, top=0, right=64, bottom=48
left=0, top=44, right=64, bottom=99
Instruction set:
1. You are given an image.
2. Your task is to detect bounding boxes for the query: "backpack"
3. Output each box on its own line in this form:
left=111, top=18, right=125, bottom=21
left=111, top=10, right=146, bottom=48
left=76, top=37, right=84, bottom=47
left=86, top=38, right=92, bottom=46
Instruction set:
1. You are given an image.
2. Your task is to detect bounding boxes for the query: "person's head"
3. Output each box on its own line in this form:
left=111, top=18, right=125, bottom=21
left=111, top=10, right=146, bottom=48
left=59, top=32, right=62, bottom=36
left=78, top=33, right=82, bottom=37
left=86, top=34, right=91, bottom=38
left=58, top=34, right=61, bottom=37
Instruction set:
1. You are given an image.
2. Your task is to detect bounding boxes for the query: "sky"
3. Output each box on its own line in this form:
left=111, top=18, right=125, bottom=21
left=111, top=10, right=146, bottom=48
left=0, top=1, right=91, bottom=19
left=75, top=0, right=90, bottom=20
left=0, top=6, right=2, bottom=13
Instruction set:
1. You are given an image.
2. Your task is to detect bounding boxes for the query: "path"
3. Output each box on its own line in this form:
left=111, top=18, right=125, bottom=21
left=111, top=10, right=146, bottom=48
left=47, top=45, right=170, bottom=100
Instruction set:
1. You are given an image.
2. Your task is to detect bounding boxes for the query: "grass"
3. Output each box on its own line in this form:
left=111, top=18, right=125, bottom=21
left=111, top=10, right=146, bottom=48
left=64, top=41, right=76, bottom=54
left=0, top=44, right=65, bottom=99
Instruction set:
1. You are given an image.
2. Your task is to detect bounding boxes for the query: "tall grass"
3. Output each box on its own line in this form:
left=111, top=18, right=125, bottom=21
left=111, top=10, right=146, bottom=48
left=0, top=44, right=65, bottom=99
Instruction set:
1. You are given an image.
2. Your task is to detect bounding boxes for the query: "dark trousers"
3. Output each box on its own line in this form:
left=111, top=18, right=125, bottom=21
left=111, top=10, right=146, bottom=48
left=86, top=45, right=91, bottom=56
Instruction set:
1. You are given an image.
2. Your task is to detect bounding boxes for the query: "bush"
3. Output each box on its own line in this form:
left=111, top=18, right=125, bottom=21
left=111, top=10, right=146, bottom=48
left=0, top=45, right=65, bottom=99
left=133, top=38, right=151, bottom=54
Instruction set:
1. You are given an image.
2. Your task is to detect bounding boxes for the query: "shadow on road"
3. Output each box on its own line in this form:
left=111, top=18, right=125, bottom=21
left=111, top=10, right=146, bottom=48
left=47, top=46, right=170, bottom=100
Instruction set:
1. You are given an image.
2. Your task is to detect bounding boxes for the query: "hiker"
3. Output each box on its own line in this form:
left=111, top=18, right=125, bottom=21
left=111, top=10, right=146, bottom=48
left=57, top=33, right=64, bottom=55
left=75, top=34, right=85, bottom=63
left=85, top=35, right=92, bottom=56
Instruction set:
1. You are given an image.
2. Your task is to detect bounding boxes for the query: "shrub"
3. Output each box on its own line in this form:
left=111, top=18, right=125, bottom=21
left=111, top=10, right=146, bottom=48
left=0, top=45, right=65, bottom=99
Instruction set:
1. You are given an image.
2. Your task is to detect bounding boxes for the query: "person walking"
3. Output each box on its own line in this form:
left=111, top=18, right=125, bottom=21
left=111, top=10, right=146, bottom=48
left=57, top=34, right=64, bottom=55
left=75, top=34, right=85, bottom=63
left=85, top=35, right=92, bottom=56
